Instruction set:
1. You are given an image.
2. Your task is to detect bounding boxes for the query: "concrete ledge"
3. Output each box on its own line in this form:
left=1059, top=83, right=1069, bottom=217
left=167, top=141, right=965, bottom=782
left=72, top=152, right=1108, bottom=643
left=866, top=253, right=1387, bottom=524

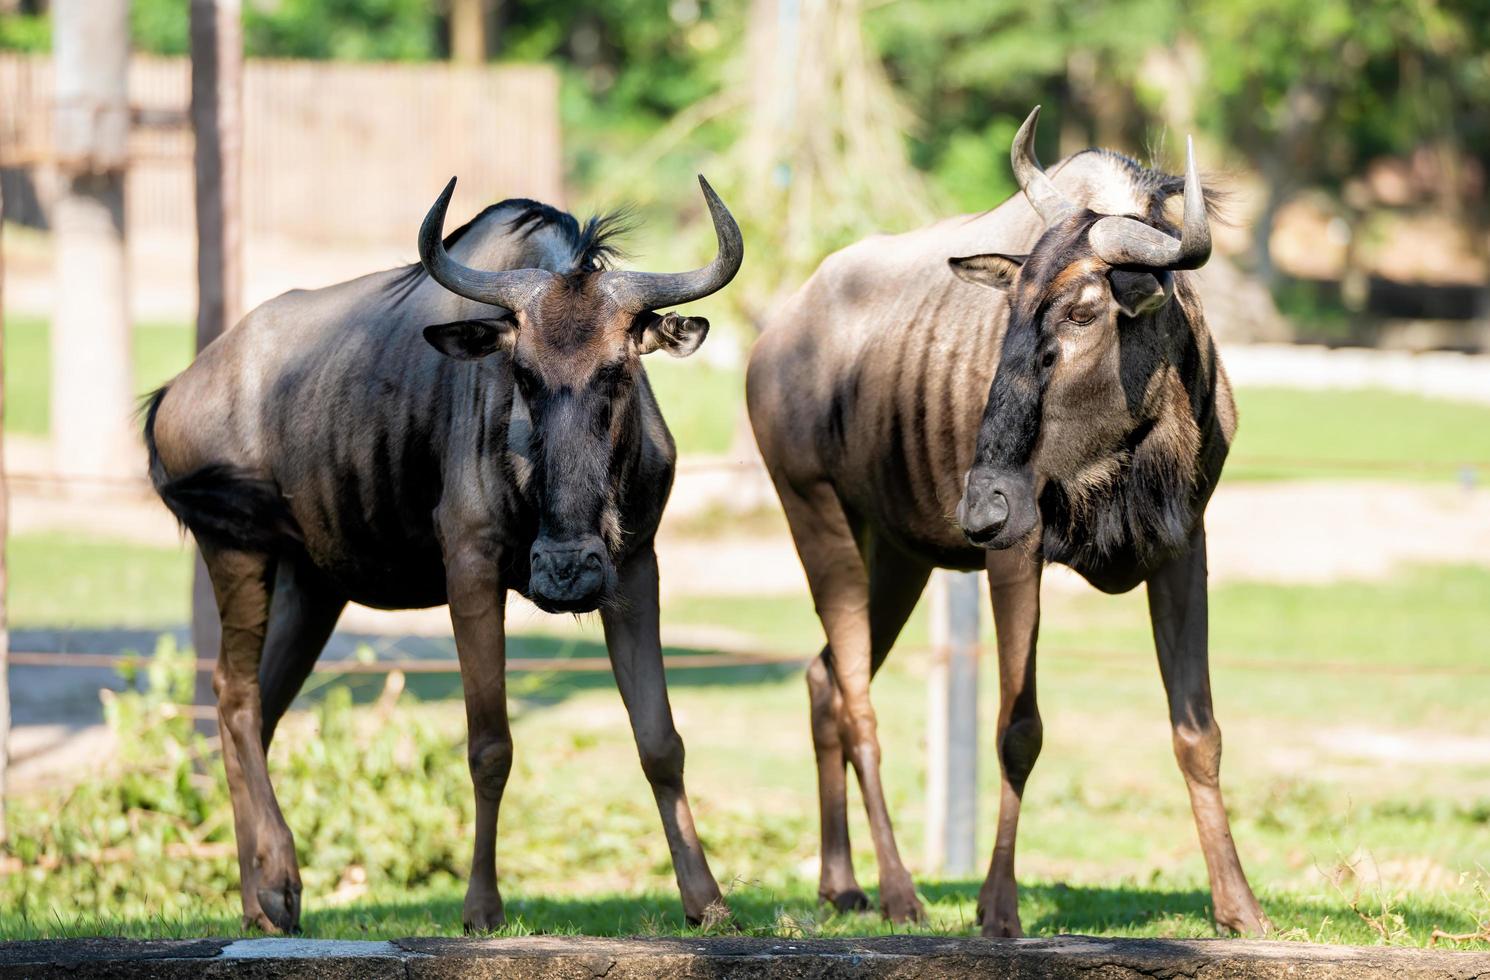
left=1, top=934, right=1487, bottom=978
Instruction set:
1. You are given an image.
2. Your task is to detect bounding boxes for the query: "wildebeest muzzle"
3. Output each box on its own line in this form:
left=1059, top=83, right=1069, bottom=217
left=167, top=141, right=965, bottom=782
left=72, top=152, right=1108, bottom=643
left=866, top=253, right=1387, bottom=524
left=957, top=465, right=1038, bottom=551
left=528, top=535, right=614, bottom=612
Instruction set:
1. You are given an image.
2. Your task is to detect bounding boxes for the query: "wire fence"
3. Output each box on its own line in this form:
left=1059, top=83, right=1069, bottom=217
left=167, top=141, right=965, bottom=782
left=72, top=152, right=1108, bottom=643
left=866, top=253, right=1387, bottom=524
left=11, top=640, right=1490, bottom=680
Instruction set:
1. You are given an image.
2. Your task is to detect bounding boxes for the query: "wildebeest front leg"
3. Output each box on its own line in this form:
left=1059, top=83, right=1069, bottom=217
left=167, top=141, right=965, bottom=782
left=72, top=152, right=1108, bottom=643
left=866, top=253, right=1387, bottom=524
left=445, top=544, right=513, bottom=932
left=600, top=547, right=726, bottom=926
left=1147, top=525, right=1270, bottom=936
left=201, top=545, right=302, bottom=933
left=976, top=548, right=1042, bottom=938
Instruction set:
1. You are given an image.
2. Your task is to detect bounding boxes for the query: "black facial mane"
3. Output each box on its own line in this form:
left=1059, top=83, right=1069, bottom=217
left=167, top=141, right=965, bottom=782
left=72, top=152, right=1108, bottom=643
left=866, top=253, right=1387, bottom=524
left=1036, top=422, right=1198, bottom=574
left=386, top=199, right=633, bottom=306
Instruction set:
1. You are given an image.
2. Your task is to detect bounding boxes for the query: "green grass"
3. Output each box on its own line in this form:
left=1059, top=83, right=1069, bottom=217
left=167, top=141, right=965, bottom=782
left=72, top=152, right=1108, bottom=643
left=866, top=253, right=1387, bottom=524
left=1229, top=386, right=1490, bottom=482
left=3, top=552, right=1487, bottom=945
left=644, top=355, right=742, bottom=455
left=4, top=314, right=194, bottom=437
left=9, top=532, right=192, bottom=629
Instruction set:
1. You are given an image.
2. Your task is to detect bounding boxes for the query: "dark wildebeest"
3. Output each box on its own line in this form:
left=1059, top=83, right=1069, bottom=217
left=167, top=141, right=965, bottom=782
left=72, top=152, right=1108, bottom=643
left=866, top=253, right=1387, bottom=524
left=747, top=107, right=1269, bottom=937
left=144, top=176, right=742, bottom=933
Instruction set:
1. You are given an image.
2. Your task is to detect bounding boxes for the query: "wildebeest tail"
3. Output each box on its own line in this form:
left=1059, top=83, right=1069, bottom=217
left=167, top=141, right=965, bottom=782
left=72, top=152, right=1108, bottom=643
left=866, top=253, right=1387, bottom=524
left=142, top=385, right=302, bottom=550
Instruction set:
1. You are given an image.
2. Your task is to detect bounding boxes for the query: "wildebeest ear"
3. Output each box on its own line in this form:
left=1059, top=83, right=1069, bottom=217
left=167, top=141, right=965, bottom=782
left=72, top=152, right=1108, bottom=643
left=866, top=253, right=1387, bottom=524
left=636, top=311, right=709, bottom=358
left=948, top=253, right=1026, bottom=291
left=1108, top=270, right=1174, bottom=318
left=422, top=316, right=518, bottom=360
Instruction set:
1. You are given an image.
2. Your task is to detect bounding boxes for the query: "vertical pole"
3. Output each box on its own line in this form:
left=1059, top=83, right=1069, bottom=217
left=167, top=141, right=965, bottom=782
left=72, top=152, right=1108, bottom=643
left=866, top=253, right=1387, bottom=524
left=189, top=0, right=242, bottom=731
left=924, top=573, right=949, bottom=873
left=50, top=0, right=133, bottom=483
left=0, top=164, right=10, bottom=840
left=925, top=570, right=980, bottom=876
left=449, top=0, right=490, bottom=65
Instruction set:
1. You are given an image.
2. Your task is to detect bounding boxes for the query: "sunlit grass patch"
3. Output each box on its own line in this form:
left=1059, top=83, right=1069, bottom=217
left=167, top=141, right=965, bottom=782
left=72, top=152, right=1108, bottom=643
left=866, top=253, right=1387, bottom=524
left=2, top=563, right=1487, bottom=945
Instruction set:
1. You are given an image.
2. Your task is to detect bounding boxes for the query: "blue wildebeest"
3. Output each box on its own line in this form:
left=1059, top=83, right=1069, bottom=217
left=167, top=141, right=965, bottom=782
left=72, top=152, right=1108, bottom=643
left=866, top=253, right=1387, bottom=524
left=747, top=108, right=1269, bottom=936
left=145, top=177, right=742, bottom=933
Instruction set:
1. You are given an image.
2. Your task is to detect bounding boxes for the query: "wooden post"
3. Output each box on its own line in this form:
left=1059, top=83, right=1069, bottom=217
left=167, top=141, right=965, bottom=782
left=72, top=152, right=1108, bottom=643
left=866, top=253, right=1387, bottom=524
left=50, top=0, right=134, bottom=483
left=189, top=0, right=242, bottom=730
left=449, top=0, right=492, bottom=65
left=925, top=570, right=980, bottom=876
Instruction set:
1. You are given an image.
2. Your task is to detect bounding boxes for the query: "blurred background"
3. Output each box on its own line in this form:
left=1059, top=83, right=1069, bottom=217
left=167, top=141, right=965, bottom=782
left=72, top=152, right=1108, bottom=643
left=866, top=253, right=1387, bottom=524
left=0, top=0, right=1486, bottom=944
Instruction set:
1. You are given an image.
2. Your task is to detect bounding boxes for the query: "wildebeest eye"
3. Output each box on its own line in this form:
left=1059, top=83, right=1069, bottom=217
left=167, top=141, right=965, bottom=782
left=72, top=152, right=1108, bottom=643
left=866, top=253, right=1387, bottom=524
left=512, top=363, right=541, bottom=398
left=1067, top=309, right=1096, bottom=326
left=594, top=363, right=631, bottom=392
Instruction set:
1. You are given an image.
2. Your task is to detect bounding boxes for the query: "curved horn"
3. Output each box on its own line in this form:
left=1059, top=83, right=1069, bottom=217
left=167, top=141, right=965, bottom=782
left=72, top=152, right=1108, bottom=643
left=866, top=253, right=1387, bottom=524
left=1087, top=136, right=1212, bottom=271
left=601, top=175, right=744, bottom=313
left=419, top=176, right=552, bottom=310
left=1012, top=105, right=1076, bottom=226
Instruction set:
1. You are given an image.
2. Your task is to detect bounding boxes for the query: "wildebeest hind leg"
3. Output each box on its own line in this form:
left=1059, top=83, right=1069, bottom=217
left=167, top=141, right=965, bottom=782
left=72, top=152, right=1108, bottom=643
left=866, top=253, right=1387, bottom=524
left=257, top=556, right=346, bottom=748
left=802, top=538, right=929, bottom=915
left=601, top=547, right=727, bottom=927
left=1146, top=526, right=1271, bottom=936
left=201, top=544, right=303, bottom=933
left=778, top=480, right=925, bottom=923
left=976, top=548, right=1042, bottom=938
left=804, top=648, right=864, bottom=911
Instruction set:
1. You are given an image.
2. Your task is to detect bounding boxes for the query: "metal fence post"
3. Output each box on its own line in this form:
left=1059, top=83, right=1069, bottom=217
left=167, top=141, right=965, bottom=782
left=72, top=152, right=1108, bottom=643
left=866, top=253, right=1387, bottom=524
left=925, top=569, right=981, bottom=876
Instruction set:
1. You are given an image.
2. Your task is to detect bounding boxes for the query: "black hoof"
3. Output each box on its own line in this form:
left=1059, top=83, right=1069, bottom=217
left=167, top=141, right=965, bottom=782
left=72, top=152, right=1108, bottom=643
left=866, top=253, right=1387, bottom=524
left=828, top=889, right=871, bottom=913
left=257, top=883, right=302, bottom=934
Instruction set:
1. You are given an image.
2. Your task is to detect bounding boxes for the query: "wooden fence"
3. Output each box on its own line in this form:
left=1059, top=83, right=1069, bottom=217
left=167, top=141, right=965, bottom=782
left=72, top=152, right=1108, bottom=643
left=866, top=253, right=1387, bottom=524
left=0, top=54, right=563, bottom=244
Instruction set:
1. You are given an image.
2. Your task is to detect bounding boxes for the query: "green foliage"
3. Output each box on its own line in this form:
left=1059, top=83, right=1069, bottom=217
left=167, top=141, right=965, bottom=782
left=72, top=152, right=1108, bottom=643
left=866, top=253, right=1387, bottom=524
left=0, top=12, right=48, bottom=52
left=2, top=637, right=476, bottom=925
left=869, top=0, right=1181, bottom=207
left=243, top=0, right=438, bottom=62
left=1189, top=0, right=1490, bottom=190
left=127, top=0, right=437, bottom=61
left=500, top=0, right=735, bottom=119
left=130, top=0, right=188, bottom=56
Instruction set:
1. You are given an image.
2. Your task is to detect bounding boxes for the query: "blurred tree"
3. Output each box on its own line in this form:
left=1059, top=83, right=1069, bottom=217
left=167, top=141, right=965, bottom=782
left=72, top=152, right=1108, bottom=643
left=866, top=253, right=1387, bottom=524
left=1187, top=0, right=1489, bottom=285
left=50, top=0, right=136, bottom=481
left=126, top=0, right=437, bottom=61
left=732, top=0, right=933, bottom=315
left=7, top=0, right=1488, bottom=310
left=242, top=0, right=437, bottom=61
left=867, top=0, right=1180, bottom=212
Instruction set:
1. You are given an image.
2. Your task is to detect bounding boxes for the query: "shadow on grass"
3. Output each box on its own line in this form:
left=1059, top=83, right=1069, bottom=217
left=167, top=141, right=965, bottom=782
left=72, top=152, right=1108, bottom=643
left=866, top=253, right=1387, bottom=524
left=291, top=877, right=1489, bottom=946
left=10, top=629, right=804, bottom=729
left=7, top=879, right=1484, bottom=947
left=296, top=633, right=803, bottom=713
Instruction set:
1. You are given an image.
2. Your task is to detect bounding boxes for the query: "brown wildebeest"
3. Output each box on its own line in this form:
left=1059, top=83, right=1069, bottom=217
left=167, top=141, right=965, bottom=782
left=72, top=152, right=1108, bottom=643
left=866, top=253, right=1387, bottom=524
left=747, top=107, right=1269, bottom=937
left=144, top=176, right=742, bottom=933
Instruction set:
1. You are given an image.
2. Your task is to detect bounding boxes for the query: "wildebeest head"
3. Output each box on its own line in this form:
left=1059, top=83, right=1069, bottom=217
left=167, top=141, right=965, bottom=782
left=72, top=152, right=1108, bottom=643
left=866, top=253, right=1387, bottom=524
left=951, top=107, right=1212, bottom=560
left=418, top=176, right=743, bottom=612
